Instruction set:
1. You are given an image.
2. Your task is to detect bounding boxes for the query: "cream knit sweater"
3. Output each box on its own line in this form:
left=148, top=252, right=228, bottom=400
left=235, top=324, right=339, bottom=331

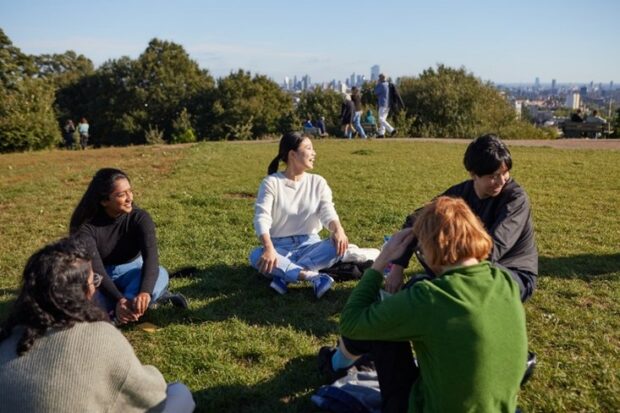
left=0, top=321, right=167, bottom=412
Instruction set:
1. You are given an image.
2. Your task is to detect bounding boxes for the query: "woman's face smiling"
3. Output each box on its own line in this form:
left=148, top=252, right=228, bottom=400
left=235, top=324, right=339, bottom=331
left=101, top=178, right=134, bottom=217
left=290, top=138, right=316, bottom=171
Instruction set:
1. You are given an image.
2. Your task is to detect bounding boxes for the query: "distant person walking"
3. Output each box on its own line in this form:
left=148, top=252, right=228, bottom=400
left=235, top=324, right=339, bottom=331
left=351, top=87, right=367, bottom=139
left=78, top=118, right=89, bottom=150
left=340, top=94, right=355, bottom=139
left=63, top=119, right=76, bottom=149
left=374, top=74, right=396, bottom=138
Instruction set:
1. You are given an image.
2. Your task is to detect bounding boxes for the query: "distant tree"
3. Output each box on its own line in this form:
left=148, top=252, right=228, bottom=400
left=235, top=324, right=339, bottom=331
left=205, top=70, right=292, bottom=140
left=0, top=29, right=37, bottom=89
left=170, top=107, right=196, bottom=143
left=34, top=51, right=94, bottom=88
left=399, top=64, right=552, bottom=139
left=133, top=39, right=214, bottom=139
left=0, top=29, right=61, bottom=152
left=296, top=87, right=343, bottom=135
left=56, top=39, right=214, bottom=145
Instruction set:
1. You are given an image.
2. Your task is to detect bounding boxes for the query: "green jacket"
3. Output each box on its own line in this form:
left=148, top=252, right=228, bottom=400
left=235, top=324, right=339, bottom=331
left=340, top=262, right=527, bottom=413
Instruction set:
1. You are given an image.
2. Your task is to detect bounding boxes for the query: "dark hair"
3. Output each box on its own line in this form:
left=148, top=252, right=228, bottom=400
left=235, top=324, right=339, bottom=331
left=69, top=168, right=130, bottom=233
left=267, top=132, right=309, bottom=175
left=463, top=134, right=512, bottom=176
left=0, top=237, right=108, bottom=356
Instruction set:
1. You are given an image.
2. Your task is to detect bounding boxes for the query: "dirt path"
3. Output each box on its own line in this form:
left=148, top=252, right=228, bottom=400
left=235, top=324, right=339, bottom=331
left=408, top=138, right=620, bottom=150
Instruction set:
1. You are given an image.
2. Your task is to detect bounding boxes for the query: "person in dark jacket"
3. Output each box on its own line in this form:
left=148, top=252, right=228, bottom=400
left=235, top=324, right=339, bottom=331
left=69, top=168, right=188, bottom=324
left=319, top=134, right=538, bottom=412
left=63, top=119, right=76, bottom=149
left=340, top=94, right=356, bottom=139
left=386, top=134, right=537, bottom=301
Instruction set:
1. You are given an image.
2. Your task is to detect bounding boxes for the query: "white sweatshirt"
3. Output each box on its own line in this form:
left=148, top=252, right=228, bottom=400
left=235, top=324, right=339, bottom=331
left=253, top=172, right=340, bottom=238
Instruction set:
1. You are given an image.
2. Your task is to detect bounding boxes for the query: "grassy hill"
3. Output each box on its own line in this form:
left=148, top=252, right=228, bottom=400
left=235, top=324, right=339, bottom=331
left=1, top=140, right=618, bottom=412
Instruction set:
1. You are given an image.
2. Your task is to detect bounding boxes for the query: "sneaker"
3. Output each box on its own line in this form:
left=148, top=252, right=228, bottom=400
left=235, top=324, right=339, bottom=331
left=390, top=129, right=398, bottom=137
left=155, top=291, right=189, bottom=309
left=376, top=134, right=385, bottom=139
left=313, top=273, right=334, bottom=299
left=318, top=346, right=348, bottom=383
left=168, top=293, right=189, bottom=309
left=521, top=351, right=537, bottom=386
left=270, top=277, right=288, bottom=295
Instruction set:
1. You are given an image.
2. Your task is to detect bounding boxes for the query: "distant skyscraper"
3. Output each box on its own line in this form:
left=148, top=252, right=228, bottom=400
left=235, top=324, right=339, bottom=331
left=551, top=79, right=556, bottom=93
left=565, top=93, right=580, bottom=110
left=610, top=81, right=614, bottom=91
left=534, top=77, right=540, bottom=90
left=350, top=73, right=356, bottom=88
left=371, top=65, right=380, bottom=82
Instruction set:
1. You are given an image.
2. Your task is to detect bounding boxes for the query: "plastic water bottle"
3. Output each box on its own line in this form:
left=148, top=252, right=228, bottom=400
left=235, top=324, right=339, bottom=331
left=382, top=235, right=393, bottom=277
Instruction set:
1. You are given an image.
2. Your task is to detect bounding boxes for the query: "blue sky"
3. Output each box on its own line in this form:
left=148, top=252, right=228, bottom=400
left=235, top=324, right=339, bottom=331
left=1, top=0, right=618, bottom=84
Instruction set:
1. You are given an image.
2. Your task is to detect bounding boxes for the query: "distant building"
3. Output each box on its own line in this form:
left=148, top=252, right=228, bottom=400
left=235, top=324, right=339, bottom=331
left=534, top=77, right=540, bottom=90
left=371, top=65, right=380, bottom=82
left=350, top=73, right=356, bottom=87
left=551, top=79, right=556, bottom=93
left=514, top=100, right=523, bottom=119
left=565, top=93, right=580, bottom=109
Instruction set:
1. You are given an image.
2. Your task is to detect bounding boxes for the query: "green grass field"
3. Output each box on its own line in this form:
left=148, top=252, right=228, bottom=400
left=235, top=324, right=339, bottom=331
left=1, top=140, right=619, bottom=412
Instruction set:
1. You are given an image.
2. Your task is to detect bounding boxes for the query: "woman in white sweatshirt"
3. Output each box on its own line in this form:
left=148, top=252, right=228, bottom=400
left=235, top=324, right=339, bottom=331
left=250, top=132, right=349, bottom=298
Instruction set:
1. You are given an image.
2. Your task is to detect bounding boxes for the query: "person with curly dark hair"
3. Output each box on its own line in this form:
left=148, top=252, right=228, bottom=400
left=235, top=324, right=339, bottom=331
left=70, top=168, right=187, bottom=325
left=0, top=237, right=195, bottom=412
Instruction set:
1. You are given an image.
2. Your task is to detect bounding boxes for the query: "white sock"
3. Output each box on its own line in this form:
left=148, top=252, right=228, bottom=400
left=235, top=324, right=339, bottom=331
left=303, top=271, right=320, bottom=281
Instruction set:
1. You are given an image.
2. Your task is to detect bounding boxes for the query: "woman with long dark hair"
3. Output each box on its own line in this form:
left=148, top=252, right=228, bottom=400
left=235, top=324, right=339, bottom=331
left=249, top=132, right=349, bottom=298
left=0, top=237, right=195, bottom=412
left=70, top=168, right=186, bottom=324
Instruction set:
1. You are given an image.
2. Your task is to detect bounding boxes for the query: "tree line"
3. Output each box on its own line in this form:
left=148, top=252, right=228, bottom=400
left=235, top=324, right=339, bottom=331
left=1, top=29, right=557, bottom=153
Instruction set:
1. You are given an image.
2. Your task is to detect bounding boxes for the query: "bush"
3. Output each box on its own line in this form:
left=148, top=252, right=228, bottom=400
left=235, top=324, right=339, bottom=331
left=171, top=108, right=197, bottom=143
left=144, top=124, right=164, bottom=145
left=0, top=78, right=61, bottom=152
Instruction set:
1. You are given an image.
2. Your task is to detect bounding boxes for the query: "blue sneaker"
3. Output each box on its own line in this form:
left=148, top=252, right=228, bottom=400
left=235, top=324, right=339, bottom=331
left=270, top=277, right=288, bottom=295
left=313, top=273, right=334, bottom=299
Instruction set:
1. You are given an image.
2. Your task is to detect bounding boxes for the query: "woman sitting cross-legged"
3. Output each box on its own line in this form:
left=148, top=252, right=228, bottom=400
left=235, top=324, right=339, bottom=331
left=0, top=237, right=195, bottom=412
left=320, top=196, right=528, bottom=412
left=249, top=132, right=349, bottom=298
left=70, top=168, right=187, bottom=325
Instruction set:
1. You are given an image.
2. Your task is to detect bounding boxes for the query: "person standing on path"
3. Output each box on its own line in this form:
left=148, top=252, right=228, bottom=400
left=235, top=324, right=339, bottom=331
left=374, top=74, right=396, bottom=138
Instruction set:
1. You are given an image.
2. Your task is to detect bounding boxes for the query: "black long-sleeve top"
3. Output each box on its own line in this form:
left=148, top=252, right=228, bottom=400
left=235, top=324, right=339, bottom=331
left=76, top=207, right=160, bottom=301
left=393, top=179, right=538, bottom=276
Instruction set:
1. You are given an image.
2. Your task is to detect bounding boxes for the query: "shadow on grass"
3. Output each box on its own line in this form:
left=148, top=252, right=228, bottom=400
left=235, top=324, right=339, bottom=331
left=149, top=264, right=353, bottom=338
left=540, top=253, right=620, bottom=280
left=0, top=288, right=19, bottom=319
left=192, top=354, right=321, bottom=413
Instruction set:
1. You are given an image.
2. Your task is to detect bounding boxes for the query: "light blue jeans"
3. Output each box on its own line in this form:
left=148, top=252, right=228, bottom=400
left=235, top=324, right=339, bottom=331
left=97, top=256, right=169, bottom=312
left=249, top=234, right=340, bottom=283
left=353, top=111, right=367, bottom=138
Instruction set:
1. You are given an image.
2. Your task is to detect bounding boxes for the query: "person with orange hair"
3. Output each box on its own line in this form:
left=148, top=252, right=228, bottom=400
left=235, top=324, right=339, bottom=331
left=320, top=197, right=527, bottom=413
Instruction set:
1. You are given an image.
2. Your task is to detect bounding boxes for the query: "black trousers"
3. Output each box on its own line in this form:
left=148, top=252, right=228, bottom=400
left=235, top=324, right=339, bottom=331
left=342, top=337, right=418, bottom=413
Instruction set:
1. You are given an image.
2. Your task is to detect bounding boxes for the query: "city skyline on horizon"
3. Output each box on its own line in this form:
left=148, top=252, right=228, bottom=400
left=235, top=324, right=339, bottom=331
left=1, top=0, right=619, bottom=84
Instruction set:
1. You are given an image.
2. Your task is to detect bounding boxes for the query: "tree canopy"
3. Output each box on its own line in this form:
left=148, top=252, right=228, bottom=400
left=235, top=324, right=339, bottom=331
left=0, top=30, right=558, bottom=153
